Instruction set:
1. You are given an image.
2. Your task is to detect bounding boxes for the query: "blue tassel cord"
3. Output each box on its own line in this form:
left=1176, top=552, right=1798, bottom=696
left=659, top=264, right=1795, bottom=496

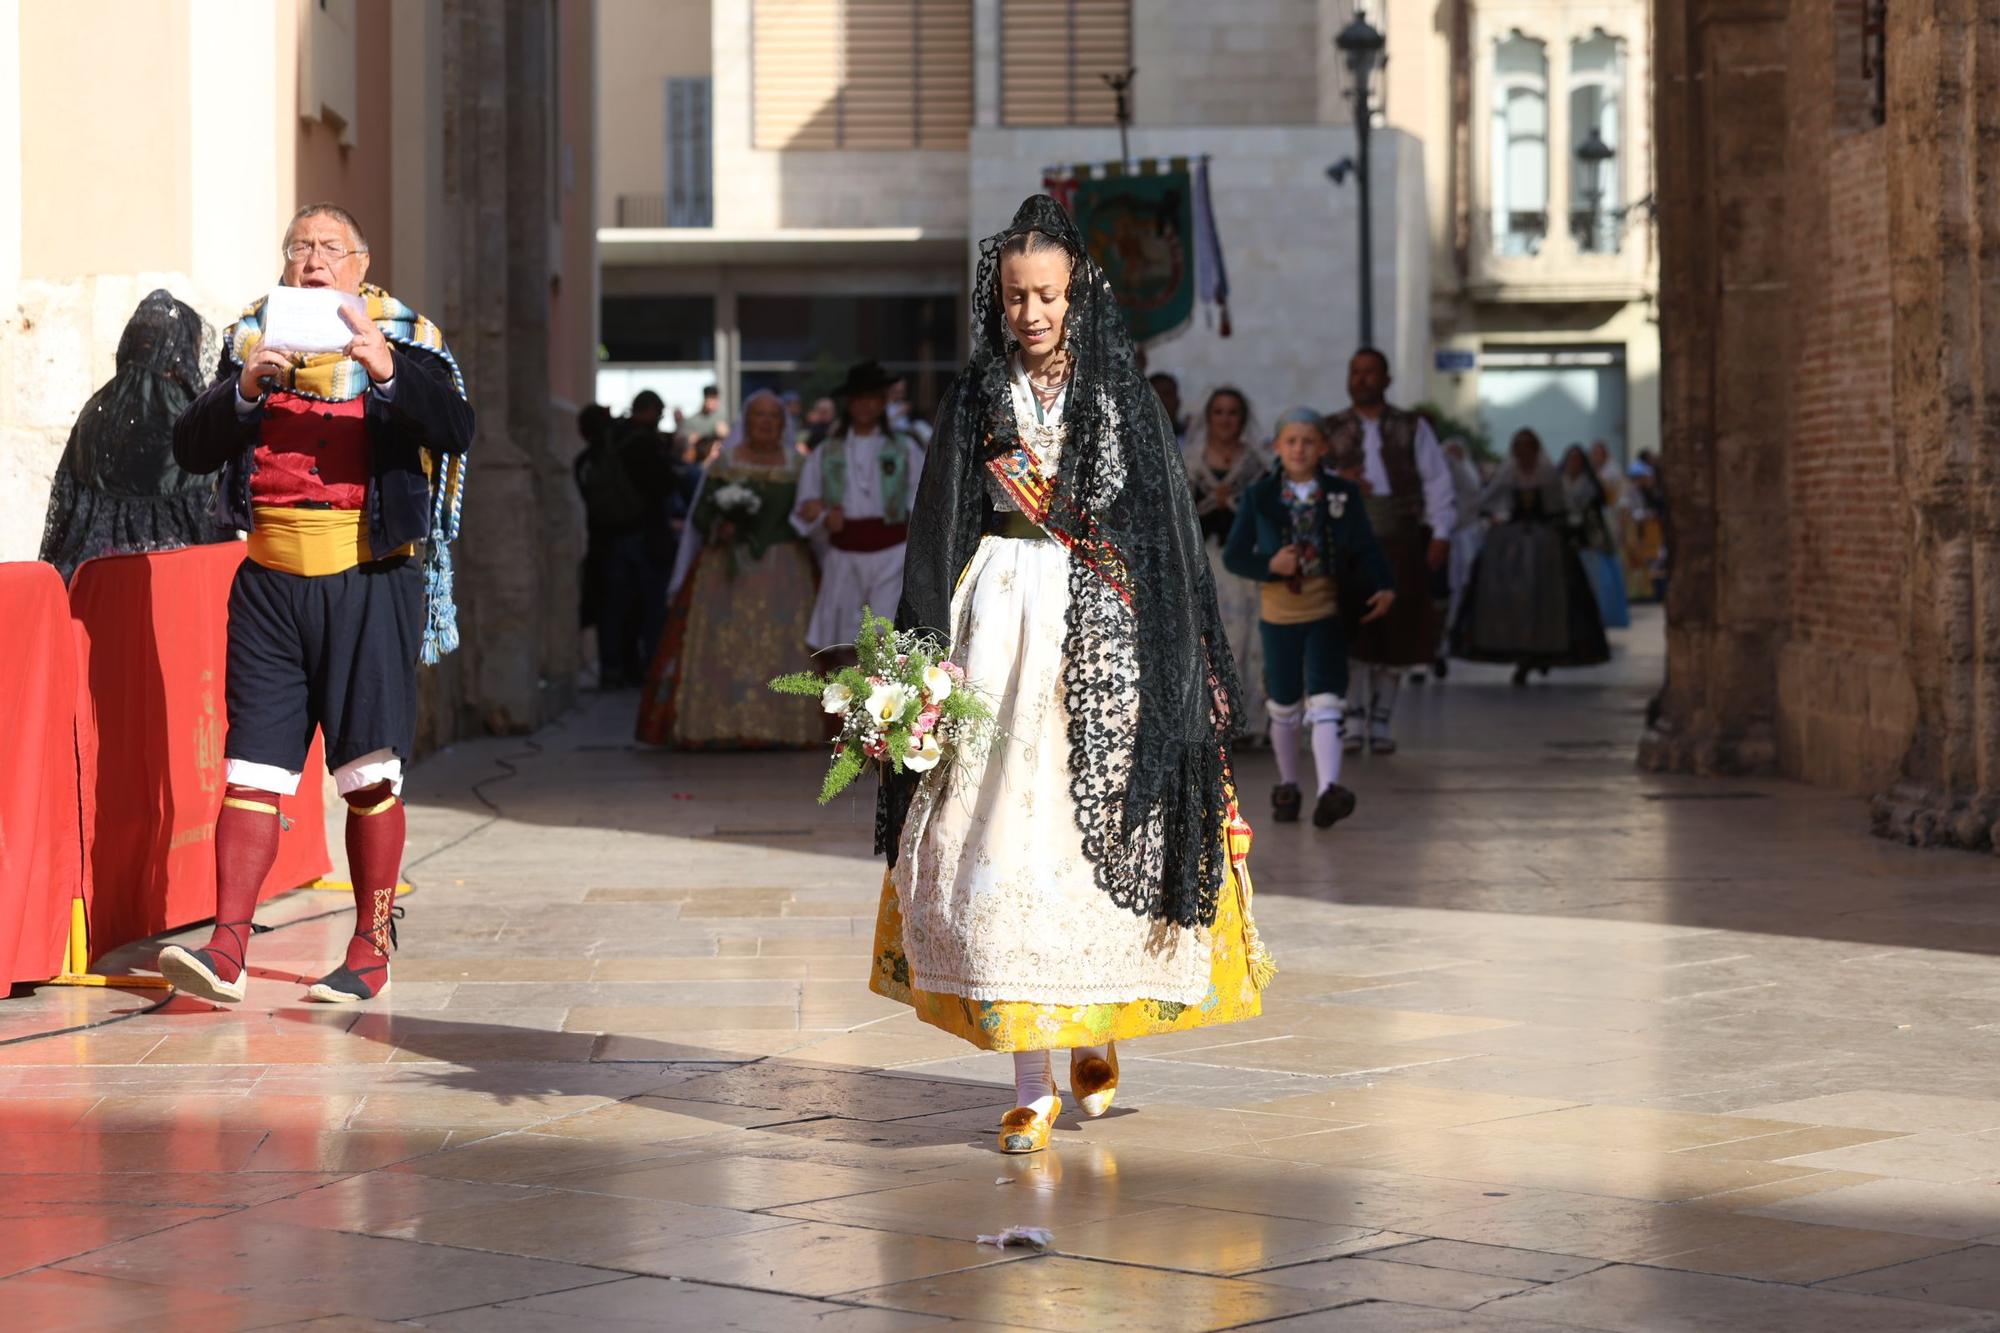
left=421, top=451, right=465, bottom=665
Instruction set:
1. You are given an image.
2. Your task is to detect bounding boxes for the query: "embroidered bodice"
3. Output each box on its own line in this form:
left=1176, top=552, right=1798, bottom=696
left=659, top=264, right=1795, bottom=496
left=990, top=357, right=1067, bottom=512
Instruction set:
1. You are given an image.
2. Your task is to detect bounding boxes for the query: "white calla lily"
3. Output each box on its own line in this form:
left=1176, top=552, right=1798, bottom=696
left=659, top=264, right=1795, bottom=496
left=904, top=732, right=944, bottom=772
left=922, top=663, right=953, bottom=703
left=821, top=682, right=854, bottom=715
left=866, top=682, right=913, bottom=728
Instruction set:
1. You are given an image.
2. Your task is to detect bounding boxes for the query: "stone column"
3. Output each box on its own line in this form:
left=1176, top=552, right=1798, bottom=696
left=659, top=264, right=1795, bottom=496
left=432, top=0, right=573, bottom=739
left=1871, top=1, right=2000, bottom=850
left=1640, top=0, right=1791, bottom=776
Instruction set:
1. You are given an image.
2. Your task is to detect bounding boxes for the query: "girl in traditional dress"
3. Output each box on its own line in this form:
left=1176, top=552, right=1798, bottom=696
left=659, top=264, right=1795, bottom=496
left=636, top=390, right=821, bottom=748
left=871, top=195, right=1274, bottom=1155
left=1184, top=386, right=1270, bottom=741
left=1559, top=444, right=1630, bottom=631
left=1451, top=429, right=1611, bottom=685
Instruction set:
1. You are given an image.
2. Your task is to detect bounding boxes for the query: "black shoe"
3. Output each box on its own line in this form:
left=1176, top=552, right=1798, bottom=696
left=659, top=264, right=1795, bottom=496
left=306, top=961, right=390, bottom=1003
left=1410, top=670, right=1427, bottom=686
left=1433, top=657, right=1450, bottom=680
left=1512, top=664, right=1531, bottom=687
left=158, top=945, right=247, bottom=1003
left=1312, top=783, right=1358, bottom=828
left=1271, top=783, right=1302, bottom=823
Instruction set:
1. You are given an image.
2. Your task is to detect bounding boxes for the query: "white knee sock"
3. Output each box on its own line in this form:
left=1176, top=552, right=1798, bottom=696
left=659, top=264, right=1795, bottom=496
left=1307, top=693, right=1344, bottom=794
left=1012, top=1050, right=1058, bottom=1117
left=1267, top=700, right=1304, bottom=787
left=1369, top=668, right=1401, bottom=738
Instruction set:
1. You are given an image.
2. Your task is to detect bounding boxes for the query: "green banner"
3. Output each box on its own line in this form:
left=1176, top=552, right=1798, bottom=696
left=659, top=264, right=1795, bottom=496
left=1070, top=170, right=1196, bottom=345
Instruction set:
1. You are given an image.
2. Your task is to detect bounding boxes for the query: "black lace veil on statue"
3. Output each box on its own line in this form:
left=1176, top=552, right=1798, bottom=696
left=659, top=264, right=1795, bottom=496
left=879, top=193, right=1244, bottom=931
left=39, top=289, right=230, bottom=578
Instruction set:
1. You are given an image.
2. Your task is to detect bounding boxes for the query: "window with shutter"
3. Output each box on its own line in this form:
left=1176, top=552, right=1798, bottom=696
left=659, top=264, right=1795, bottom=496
left=751, top=1, right=973, bottom=150
left=1000, top=0, right=1130, bottom=127
left=666, top=77, right=714, bottom=227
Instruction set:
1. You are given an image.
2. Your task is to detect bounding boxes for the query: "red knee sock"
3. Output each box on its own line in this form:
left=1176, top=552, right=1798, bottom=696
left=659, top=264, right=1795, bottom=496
left=201, top=785, right=281, bottom=983
left=343, top=787, right=405, bottom=972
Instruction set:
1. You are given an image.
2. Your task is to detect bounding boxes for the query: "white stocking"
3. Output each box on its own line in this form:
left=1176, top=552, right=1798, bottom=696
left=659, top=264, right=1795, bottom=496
left=1307, top=693, right=1344, bottom=794
left=1011, top=1050, right=1058, bottom=1118
left=1268, top=699, right=1304, bottom=787
left=1368, top=667, right=1402, bottom=739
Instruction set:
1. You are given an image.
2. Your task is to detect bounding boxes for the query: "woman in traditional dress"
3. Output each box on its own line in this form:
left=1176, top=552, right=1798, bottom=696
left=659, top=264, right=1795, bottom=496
left=872, top=195, right=1274, bottom=1155
left=1185, top=386, right=1269, bottom=741
left=1451, top=429, right=1611, bottom=685
left=39, top=289, right=233, bottom=579
left=635, top=390, right=821, bottom=748
left=1559, top=444, right=1630, bottom=631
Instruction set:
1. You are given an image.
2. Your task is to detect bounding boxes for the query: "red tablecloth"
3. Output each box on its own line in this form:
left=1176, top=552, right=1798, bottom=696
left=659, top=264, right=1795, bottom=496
left=0, top=563, right=83, bottom=984
left=70, top=545, right=332, bottom=961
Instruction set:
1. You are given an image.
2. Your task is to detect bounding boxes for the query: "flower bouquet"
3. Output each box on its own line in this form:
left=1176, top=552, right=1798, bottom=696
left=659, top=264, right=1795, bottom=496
left=699, top=480, right=768, bottom=576
left=770, top=607, right=992, bottom=803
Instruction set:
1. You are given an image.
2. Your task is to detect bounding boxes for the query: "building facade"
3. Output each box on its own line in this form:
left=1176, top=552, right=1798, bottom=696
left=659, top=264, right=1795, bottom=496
left=1646, top=0, right=2000, bottom=855
left=596, top=0, right=1655, bottom=462
left=1407, top=0, right=1659, bottom=464
left=596, top=0, right=1432, bottom=432
left=0, top=0, right=597, bottom=743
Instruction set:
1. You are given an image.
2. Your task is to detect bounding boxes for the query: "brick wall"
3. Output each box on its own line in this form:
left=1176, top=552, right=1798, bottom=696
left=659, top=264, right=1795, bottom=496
left=1789, top=133, right=1893, bottom=662
left=1773, top=0, right=1913, bottom=792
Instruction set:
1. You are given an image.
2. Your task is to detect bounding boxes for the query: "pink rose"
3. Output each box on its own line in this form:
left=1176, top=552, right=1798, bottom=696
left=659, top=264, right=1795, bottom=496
left=912, top=704, right=942, bottom=737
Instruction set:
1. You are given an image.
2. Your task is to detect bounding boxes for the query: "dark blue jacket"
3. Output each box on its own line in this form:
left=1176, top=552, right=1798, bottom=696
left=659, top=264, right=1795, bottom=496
left=1224, top=469, right=1392, bottom=602
left=172, top=343, right=474, bottom=554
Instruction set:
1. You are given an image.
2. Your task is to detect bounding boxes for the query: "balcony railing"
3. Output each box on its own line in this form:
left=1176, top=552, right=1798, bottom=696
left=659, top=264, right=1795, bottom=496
left=616, top=194, right=667, bottom=228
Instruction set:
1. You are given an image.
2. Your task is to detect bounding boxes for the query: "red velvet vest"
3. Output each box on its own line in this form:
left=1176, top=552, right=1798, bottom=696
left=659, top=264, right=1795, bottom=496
left=252, top=394, right=370, bottom=509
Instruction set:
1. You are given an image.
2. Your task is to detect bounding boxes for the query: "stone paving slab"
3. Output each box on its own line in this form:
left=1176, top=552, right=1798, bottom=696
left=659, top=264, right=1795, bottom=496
left=7, top=614, right=2000, bottom=1328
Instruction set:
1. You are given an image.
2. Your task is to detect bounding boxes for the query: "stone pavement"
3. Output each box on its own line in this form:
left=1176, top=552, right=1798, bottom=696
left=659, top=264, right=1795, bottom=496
left=9, top=608, right=2000, bottom=1331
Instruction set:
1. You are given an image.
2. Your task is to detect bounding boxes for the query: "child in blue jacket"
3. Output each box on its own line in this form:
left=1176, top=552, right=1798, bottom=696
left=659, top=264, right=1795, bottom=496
left=1224, top=408, right=1395, bottom=827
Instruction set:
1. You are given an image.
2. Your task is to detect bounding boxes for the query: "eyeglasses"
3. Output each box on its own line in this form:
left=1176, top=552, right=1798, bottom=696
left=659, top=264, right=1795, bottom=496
left=282, top=239, right=366, bottom=262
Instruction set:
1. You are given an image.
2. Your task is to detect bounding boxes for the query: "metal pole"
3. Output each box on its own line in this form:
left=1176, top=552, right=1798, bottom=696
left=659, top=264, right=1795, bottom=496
left=1355, top=78, right=1374, bottom=346
left=1104, top=69, right=1136, bottom=165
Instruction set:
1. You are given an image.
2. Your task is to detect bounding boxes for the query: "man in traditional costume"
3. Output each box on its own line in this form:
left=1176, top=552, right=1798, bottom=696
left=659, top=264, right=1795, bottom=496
left=790, top=361, right=925, bottom=655
left=1323, top=348, right=1456, bottom=754
left=159, top=203, right=472, bottom=1005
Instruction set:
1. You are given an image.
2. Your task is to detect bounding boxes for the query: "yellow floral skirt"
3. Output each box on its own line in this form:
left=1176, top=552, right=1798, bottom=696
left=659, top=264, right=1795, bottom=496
left=868, top=806, right=1274, bottom=1052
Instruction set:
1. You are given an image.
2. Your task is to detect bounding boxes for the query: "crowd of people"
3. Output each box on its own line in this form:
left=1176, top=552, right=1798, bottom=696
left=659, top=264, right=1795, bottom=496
left=599, top=338, right=1670, bottom=843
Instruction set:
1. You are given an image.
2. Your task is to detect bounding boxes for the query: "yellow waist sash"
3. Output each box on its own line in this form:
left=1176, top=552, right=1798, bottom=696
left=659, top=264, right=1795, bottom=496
left=1260, top=575, right=1338, bottom=626
left=247, top=506, right=415, bottom=577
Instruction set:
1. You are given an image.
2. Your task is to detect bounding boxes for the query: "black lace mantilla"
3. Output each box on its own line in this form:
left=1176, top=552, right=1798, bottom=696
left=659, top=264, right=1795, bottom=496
left=39, top=289, right=231, bottom=579
left=878, top=194, right=1243, bottom=931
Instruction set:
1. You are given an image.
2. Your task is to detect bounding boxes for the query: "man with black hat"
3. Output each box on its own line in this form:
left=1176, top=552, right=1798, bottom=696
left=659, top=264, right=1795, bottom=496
left=791, top=361, right=925, bottom=654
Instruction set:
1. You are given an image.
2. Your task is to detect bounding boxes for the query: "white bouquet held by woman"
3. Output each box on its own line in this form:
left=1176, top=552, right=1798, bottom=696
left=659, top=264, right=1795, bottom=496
left=709, top=481, right=762, bottom=517
left=771, top=608, right=993, bottom=803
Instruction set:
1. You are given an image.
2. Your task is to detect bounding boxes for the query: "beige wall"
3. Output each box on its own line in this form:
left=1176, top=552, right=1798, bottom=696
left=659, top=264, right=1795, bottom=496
left=19, top=0, right=192, bottom=281
left=294, top=0, right=397, bottom=290
left=596, top=0, right=710, bottom=222
left=3, top=1, right=292, bottom=561
left=1130, top=0, right=1319, bottom=127
left=554, top=0, right=600, bottom=406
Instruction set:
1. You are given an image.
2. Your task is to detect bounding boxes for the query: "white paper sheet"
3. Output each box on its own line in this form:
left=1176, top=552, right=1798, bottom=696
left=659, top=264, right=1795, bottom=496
left=260, top=286, right=368, bottom=354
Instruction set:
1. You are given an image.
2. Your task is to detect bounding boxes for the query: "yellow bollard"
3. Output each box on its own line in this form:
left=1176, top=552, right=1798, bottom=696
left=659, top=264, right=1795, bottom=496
left=46, top=898, right=173, bottom=990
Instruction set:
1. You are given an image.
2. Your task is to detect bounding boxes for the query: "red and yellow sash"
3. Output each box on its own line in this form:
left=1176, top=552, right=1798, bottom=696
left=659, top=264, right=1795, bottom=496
left=983, top=446, right=1133, bottom=607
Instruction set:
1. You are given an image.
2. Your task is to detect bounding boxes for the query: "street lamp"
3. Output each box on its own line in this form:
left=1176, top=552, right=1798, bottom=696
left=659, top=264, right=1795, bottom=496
left=1576, top=126, right=1615, bottom=254
left=1333, top=11, right=1386, bottom=345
